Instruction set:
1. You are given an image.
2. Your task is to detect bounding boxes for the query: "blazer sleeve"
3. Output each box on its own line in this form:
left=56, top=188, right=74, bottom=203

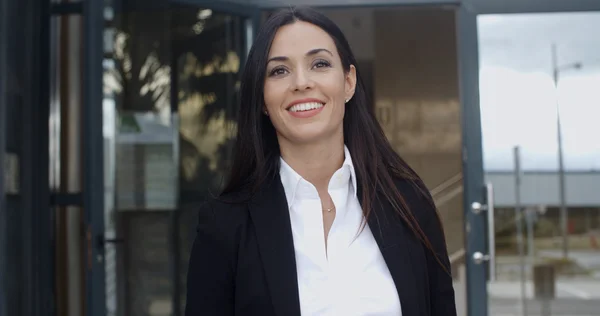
left=185, top=201, right=235, bottom=316
left=422, top=196, right=458, bottom=316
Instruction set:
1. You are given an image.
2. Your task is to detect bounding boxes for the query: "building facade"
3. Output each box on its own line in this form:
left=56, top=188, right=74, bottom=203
left=1, top=1, right=599, bottom=316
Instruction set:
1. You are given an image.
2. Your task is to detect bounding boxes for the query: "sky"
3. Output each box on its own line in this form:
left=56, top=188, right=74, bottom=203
left=477, top=12, right=600, bottom=171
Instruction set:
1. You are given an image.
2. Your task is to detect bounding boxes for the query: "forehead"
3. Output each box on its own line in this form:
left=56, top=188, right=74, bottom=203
left=268, top=21, right=338, bottom=57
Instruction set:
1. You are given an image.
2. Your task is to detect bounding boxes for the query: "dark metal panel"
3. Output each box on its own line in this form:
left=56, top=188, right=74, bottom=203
left=456, top=5, right=487, bottom=316
left=172, top=0, right=264, bottom=16
left=36, top=0, right=54, bottom=314
left=175, top=0, right=600, bottom=12
left=466, top=0, right=600, bottom=14
left=83, top=0, right=106, bottom=315
left=0, top=0, right=7, bottom=314
left=21, top=0, right=53, bottom=313
left=0, top=0, right=56, bottom=316
left=1, top=0, right=54, bottom=314
left=0, top=1, right=23, bottom=314
left=50, top=2, right=83, bottom=15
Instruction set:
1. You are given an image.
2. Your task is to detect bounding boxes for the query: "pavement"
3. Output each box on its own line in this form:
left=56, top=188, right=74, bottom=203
left=453, top=251, right=600, bottom=315
left=489, top=298, right=600, bottom=316
left=453, top=264, right=600, bottom=315
left=488, top=279, right=600, bottom=300
left=488, top=271, right=600, bottom=315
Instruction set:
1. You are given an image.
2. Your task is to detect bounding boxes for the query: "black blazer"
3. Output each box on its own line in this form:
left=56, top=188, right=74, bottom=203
left=185, top=175, right=456, bottom=316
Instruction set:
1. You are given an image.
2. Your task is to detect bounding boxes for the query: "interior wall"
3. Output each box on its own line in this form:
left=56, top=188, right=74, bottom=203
left=324, top=8, right=375, bottom=61
left=372, top=7, right=464, bottom=256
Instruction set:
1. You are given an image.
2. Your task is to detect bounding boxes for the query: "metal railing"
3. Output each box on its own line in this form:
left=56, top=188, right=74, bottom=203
left=431, top=172, right=463, bottom=208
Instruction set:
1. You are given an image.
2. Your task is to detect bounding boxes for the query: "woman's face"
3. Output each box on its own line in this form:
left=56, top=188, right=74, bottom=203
left=263, top=21, right=356, bottom=145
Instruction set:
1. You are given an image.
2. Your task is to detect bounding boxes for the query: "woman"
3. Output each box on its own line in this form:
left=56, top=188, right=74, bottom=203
left=186, top=6, right=456, bottom=316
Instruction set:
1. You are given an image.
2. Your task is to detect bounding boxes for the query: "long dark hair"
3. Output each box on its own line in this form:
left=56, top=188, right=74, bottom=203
left=222, top=6, right=447, bottom=272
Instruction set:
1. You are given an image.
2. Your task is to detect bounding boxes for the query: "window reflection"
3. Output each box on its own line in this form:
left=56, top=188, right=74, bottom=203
left=104, top=3, right=247, bottom=315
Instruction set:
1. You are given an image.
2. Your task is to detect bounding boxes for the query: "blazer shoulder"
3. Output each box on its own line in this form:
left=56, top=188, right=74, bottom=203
left=200, top=195, right=249, bottom=229
left=392, top=177, right=437, bottom=225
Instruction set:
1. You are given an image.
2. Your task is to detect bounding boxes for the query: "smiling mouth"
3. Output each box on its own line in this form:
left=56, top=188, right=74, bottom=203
left=287, top=102, right=325, bottom=113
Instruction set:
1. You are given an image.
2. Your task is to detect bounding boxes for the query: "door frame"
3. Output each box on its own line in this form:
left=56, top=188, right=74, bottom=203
left=455, top=5, right=487, bottom=316
left=83, top=1, right=106, bottom=316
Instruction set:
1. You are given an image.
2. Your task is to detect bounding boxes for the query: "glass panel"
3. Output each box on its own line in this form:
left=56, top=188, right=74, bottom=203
left=51, top=9, right=86, bottom=316
left=321, top=6, right=466, bottom=313
left=479, top=12, right=600, bottom=315
left=175, top=6, right=244, bottom=314
left=104, top=1, right=247, bottom=315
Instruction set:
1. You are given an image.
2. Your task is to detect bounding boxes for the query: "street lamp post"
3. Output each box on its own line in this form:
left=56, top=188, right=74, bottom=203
left=551, top=43, right=582, bottom=260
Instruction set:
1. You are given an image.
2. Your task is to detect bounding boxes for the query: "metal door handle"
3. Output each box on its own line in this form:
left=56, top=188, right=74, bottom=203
left=471, top=201, right=488, bottom=214
left=473, top=252, right=490, bottom=265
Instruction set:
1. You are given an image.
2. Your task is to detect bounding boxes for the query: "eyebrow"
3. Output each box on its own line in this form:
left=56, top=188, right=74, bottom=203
left=267, top=48, right=334, bottom=64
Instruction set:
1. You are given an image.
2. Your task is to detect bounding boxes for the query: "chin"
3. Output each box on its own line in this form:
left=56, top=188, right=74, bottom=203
left=287, top=124, right=337, bottom=145
left=288, top=131, right=325, bottom=144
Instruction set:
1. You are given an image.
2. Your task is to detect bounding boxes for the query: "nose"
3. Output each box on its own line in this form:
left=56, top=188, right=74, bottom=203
left=291, top=68, right=313, bottom=91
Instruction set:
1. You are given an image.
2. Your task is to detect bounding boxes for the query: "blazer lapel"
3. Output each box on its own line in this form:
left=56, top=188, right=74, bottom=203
left=248, top=175, right=301, bottom=316
left=365, top=192, right=422, bottom=316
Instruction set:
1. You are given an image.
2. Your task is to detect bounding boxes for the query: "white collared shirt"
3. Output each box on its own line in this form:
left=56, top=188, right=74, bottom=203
left=279, top=146, right=402, bottom=316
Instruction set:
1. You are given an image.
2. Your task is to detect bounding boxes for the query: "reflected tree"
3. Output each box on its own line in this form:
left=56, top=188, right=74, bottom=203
left=105, top=6, right=244, bottom=200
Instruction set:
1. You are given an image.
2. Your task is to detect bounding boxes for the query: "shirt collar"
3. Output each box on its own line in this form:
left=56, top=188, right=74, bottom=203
left=279, top=145, right=357, bottom=206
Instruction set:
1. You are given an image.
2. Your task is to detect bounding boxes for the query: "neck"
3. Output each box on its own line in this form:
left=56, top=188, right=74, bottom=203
left=279, top=132, right=345, bottom=192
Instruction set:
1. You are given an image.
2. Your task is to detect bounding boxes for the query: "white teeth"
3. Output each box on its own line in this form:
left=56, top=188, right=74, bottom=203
left=288, top=102, right=324, bottom=112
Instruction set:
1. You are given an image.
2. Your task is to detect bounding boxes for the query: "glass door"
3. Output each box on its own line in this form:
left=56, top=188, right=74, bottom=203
left=478, top=11, right=600, bottom=316
left=102, top=1, right=259, bottom=315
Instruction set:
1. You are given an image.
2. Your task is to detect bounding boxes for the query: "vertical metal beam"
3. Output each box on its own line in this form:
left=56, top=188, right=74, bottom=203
left=83, top=0, right=106, bottom=315
left=456, top=5, right=487, bottom=316
left=38, top=0, right=54, bottom=314
left=20, top=0, right=53, bottom=315
left=0, top=0, right=8, bottom=313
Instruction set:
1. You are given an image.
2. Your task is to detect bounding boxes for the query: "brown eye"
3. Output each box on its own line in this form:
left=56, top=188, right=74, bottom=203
left=269, top=67, right=288, bottom=77
left=313, top=60, right=331, bottom=69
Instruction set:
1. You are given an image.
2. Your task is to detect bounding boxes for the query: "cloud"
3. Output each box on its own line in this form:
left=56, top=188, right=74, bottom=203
left=478, top=12, right=600, bottom=170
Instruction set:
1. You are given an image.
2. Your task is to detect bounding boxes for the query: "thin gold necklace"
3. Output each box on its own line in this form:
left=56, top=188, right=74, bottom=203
left=323, top=206, right=335, bottom=212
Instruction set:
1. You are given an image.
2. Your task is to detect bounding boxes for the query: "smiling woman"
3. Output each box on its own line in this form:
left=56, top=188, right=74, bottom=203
left=185, top=6, right=456, bottom=316
left=263, top=21, right=355, bottom=150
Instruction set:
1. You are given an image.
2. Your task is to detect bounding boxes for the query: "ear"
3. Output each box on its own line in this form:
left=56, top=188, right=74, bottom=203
left=345, top=65, right=357, bottom=102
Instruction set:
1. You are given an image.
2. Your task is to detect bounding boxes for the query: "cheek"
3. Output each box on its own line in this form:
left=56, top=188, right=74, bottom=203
left=263, top=81, right=285, bottom=111
left=321, top=73, right=347, bottom=99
